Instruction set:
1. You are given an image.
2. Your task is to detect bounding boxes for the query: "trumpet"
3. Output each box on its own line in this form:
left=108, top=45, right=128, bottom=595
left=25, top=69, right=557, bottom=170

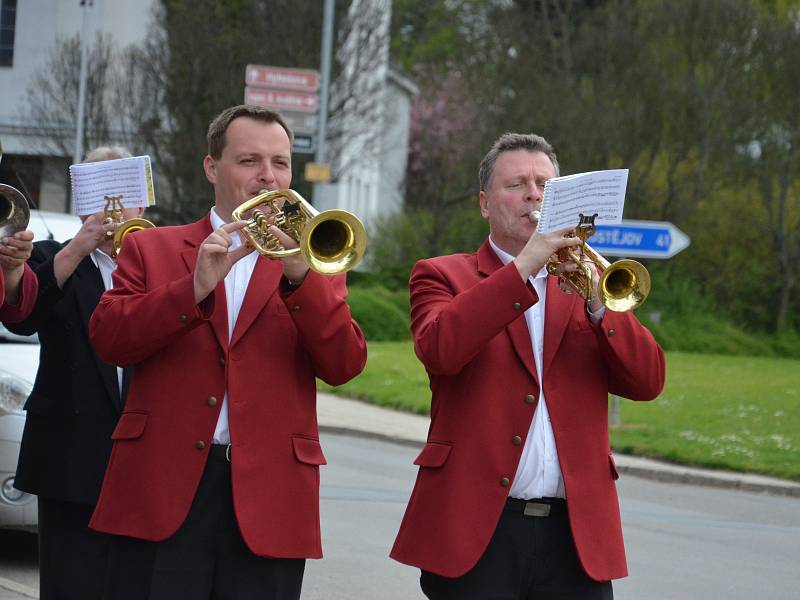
left=232, top=189, right=367, bottom=275
left=532, top=211, right=650, bottom=312
left=102, top=194, right=155, bottom=258
left=0, top=140, right=30, bottom=239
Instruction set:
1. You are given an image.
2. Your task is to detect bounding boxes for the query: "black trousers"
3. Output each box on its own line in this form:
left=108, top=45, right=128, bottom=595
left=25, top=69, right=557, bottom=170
left=102, top=450, right=305, bottom=600
left=420, top=498, right=613, bottom=600
left=38, top=497, right=112, bottom=600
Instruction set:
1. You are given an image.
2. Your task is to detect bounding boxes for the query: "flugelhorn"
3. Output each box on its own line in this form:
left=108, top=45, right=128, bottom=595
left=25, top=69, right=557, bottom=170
left=102, top=194, right=155, bottom=258
left=232, top=189, right=367, bottom=275
left=0, top=140, right=30, bottom=239
left=533, top=211, right=650, bottom=312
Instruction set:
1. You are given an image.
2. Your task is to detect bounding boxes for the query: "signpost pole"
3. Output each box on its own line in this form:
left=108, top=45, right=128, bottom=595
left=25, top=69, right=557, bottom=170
left=313, top=0, right=334, bottom=201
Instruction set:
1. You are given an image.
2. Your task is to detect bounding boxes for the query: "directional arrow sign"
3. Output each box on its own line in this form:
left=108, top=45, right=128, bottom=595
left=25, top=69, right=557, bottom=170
left=245, top=86, right=319, bottom=113
left=588, top=220, right=690, bottom=259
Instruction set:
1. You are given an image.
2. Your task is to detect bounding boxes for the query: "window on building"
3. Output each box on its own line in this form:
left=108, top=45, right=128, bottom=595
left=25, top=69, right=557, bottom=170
left=0, top=0, right=17, bottom=67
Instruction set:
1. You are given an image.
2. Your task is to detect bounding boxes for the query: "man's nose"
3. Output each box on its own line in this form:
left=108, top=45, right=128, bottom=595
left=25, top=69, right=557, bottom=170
left=257, top=162, right=275, bottom=184
left=525, top=182, right=542, bottom=203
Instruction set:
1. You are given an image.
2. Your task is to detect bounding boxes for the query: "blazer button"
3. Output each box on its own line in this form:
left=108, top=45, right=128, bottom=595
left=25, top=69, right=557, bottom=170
left=195, top=440, right=206, bottom=450
left=512, top=435, right=522, bottom=446
left=219, top=356, right=226, bottom=367
left=500, top=477, right=510, bottom=487
left=525, top=394, right=535, bottom=404
left=207, top=396, right=218, bottom=407
left=608, top=328, right=616, bottom=337
left=180, top=314, right=188, bottom=322
left=512, top=302, right=522, bottom=311
left=291, top=305, right=301, bottom=312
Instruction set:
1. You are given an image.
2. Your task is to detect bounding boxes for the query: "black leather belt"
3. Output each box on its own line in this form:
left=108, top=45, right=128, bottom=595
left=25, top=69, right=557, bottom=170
left=210, top=444, right=231, bottom=461
left=504, top=497, right=566, bottom=517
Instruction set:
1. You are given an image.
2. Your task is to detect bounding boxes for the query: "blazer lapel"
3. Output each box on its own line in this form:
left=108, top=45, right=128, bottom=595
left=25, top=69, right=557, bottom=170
left=543, top=274, right=578, bottom=376
left=180, top=216, right=229, bottom=351
left=73, top=257, right=123, bottom=410
left=476, top=241, right=537, bottom=381
left=230, top=256, right=282, bottom=348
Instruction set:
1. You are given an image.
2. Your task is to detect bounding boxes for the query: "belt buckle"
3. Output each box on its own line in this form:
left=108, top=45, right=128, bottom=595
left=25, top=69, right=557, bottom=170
left=523, top=502, right=551, bottom=517
left=225, top=444, right=231, bottom=462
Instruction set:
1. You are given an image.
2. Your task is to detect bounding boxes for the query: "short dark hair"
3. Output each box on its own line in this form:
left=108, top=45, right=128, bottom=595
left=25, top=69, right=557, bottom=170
left=206, top=105, right=294, bottom=159
left=478, top=132, right=560, bottom=192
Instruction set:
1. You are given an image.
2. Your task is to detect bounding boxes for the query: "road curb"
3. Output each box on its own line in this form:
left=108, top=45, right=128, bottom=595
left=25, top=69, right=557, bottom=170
left=318, top=424, right=800, bottom=499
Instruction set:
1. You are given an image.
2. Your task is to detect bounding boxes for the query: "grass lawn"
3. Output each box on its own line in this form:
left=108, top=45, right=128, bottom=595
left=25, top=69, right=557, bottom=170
left=320, top=343, right=800, bottom=481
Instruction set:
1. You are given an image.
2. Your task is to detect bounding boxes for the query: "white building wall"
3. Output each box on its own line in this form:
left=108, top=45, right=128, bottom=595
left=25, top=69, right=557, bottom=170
left=0, top=0, right=154, bottom=154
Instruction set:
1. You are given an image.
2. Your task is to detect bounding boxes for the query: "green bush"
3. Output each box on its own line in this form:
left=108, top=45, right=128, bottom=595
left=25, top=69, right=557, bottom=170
left=346, top=286, right=410, bottom=341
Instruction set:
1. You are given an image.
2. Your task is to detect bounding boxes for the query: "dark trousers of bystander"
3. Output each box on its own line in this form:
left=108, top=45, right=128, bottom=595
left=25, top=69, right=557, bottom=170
left=38, top=497, right=112, bottom=600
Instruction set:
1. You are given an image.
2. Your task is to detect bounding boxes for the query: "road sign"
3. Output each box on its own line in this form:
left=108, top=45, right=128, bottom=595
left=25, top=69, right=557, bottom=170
left=588, top=220, right=690, bottom=259
left=245, top=65, right=320, bottom=92
left=281, top=111, right=318, bottom=135
left=292, top=134, right=315, bottom=154
left=304, top=163, right=331, bottom=183
left=245, top=87, right=319, bottom=113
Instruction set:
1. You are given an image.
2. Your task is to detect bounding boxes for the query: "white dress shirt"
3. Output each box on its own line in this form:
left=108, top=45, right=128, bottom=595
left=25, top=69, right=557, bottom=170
left=489, top=238, right=566, bottom=500
left=90, top=248, right=124, bottom=393
left=209, top=208, right=259, bottom=444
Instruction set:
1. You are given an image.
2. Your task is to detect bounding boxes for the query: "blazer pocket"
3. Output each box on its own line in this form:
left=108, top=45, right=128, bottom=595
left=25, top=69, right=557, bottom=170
left=413, top=441, right=453, bottom=468
left=608, top=453, right=620, bottom=480
left=292, top=436, right=327, bottom=465
left=111, top=411, right=148, bottom=440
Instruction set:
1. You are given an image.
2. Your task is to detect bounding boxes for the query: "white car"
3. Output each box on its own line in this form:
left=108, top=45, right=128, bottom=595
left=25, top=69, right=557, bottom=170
left=0, top=209, right=82, bottom=529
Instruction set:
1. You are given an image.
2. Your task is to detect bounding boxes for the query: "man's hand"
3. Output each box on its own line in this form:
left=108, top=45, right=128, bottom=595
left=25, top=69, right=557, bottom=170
left=0, top=229, right=34, bottom=274
left=513, top=225, right=582, bottom=281
left=66, top=215, right=118, bottom=259
left=194, top=221, right=254, bottom=304
left=268, top=225, right=310, bottom=286
left=0, top=230, right=34, bottom=304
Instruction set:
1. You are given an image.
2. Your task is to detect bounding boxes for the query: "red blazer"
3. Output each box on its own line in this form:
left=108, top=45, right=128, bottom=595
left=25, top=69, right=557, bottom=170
left=0, top=263, right=37, bottom=323
left=88, top=215, right=367, bottom=559
left=390, top=241, right=665, bottom=581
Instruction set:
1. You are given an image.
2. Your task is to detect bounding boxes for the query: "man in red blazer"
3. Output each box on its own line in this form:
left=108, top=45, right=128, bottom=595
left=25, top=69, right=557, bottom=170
left=391, top=133, right=666, bottom=599
left=89, top=105, right=367, bottom=600
left=0, top=229, right=36, bottom=322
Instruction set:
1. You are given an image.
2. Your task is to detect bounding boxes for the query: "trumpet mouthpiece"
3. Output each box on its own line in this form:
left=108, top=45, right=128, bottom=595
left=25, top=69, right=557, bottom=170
left=529, top=210, right=541, bottom=223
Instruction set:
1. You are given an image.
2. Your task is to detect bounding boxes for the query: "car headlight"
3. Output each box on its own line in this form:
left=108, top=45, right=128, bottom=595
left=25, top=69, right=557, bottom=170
left=0, top=370, right=32, bottom=415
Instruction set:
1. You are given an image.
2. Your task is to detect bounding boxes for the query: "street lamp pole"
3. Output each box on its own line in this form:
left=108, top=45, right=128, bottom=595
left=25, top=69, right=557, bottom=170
left=312, top=0, right=334, bottom=204
left=73, top=0, right=92, bottom=170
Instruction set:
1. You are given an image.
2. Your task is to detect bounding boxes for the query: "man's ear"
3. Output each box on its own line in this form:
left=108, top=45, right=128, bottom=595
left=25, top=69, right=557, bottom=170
left=203, top=155, right=217, bottom=184
left=479, top=191, right=490, bottom=219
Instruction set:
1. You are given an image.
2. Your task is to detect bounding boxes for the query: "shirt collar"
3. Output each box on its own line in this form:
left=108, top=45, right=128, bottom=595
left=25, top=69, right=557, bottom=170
left=89, top=248, right=116, bottom=270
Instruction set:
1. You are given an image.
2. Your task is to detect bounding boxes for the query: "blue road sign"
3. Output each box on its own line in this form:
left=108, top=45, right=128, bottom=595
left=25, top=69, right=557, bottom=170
left=588, top=220, right=690, bottom=259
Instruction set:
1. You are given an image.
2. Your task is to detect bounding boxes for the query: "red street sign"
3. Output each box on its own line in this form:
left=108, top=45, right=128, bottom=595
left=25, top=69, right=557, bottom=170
left=245, top=64, right=320, bottom=92
left=245, top=86, right=319, bottom=113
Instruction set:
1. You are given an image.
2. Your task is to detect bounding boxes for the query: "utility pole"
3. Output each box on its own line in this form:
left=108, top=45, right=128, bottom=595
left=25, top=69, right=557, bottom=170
left=73, top=0, right=92, bottom=170
left=312, top=0, right=334, bottom=204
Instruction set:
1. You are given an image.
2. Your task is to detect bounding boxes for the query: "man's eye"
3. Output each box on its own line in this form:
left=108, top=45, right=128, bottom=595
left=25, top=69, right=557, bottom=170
left=508, top=182, right=522, bottom=189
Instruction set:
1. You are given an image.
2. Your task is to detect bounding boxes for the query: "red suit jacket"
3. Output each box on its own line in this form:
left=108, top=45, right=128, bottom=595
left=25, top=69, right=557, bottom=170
left=88, top=215, right=367, bottom=559
left=0, top=263, right=37, bottom=323
left=390, top=240, right=665, bottom=581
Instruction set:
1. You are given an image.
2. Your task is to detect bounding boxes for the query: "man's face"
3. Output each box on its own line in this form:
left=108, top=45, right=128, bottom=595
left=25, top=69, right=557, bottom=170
left=479, top=149, right=556, bottom=256
left=203, top=117, right=292, bottom=221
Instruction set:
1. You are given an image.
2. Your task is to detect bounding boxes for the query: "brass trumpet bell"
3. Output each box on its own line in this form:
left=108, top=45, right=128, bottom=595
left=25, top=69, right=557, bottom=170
left=102, top=195, right=155, bottom=258
left=232, top=189, right=367, bottom=275
left=0, top=140, right=31, bottom=238
left=548, top=213, right=650, bottom=312
left=0, top=183, right=30, bottom=239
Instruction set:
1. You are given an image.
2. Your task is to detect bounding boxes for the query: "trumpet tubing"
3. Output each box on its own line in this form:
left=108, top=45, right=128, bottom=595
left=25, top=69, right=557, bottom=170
left=232, top=189, right=367, bottom=275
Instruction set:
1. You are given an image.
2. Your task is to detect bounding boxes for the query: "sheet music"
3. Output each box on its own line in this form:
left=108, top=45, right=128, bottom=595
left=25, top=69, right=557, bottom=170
left=70, top=155, right=156, bottom=216
left=537, top=169, right=628, bottom=233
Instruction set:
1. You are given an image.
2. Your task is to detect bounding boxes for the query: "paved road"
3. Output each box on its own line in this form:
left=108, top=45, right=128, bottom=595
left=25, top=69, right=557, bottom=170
left=1, top=432, right=798, bottom=599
